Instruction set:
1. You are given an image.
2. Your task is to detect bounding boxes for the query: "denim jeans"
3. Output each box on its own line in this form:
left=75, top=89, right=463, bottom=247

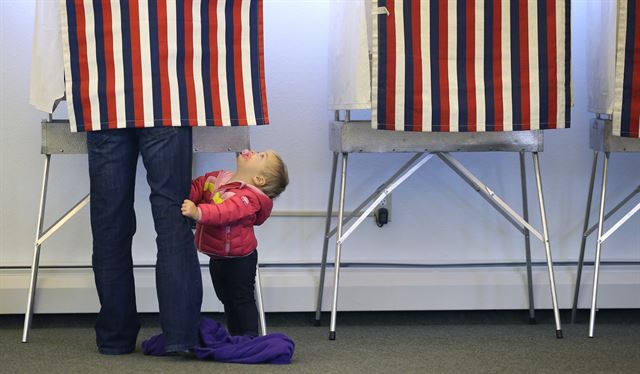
left=87, top=127, right=203, bottom=354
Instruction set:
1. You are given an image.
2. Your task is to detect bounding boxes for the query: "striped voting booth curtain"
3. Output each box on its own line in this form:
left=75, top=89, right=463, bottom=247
left=372, top=0, right=571, bottom=132
left=613, top=0, right=640, bottom=138
left=60, top=0, right=268, bottom=132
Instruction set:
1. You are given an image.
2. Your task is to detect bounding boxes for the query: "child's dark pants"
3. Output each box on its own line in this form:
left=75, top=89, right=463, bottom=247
left=209, top=250, right=259, bottom=336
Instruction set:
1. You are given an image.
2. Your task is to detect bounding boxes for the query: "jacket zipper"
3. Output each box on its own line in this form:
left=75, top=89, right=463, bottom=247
left=224, top=226, right=231, bottom=254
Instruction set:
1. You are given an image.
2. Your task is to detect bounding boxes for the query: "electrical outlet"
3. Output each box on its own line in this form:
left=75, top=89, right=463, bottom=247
left=380, top=193, right=391, bottom=209
left=374, top=193, right=392, bottom=225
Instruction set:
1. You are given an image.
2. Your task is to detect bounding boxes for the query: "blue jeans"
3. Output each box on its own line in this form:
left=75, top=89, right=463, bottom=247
left=87, top=127, right=203, bottom=354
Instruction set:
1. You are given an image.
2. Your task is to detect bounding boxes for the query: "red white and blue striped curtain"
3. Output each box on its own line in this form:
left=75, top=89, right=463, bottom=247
left=372, top=0, right=571, bottom=132
left=613, top=0, right=640, bottom=138
left=60, top=0, right=268, bottom=132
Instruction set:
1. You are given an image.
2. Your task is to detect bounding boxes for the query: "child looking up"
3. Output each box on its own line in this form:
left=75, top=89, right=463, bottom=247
left=181, top=149, right=288, bottom=336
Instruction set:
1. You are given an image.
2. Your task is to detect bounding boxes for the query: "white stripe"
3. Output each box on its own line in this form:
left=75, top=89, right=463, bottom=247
left=556, top=0, right=566, bottom=128
left=138, top=0, right=154, bottom=127
left=217, top=0, right=231, bottom=126
left=420, top=1, right=431, bottom=132
left=394, top=0, right=405, bottom=131
left=83, top=1, right=101, bottom=131
left=475, top=1, right=485, bottom=132
left=501, top=0, right=512, bottom=131
left=167, top=0, right=181, bottom=126
left=528, top=0, right=540, bottom=130
left=110, top=0, right=126, bottom=129
left=612, top=0, right=628, bottom=136
left=447, top=0, right=458, bottom=132
left=371, top=3, right=379, bottom=129
left=241, top=0, right=256, bottom=125
left=192, top=0, right=207, bottom=126
left=60, top=1, right=77, bottom=132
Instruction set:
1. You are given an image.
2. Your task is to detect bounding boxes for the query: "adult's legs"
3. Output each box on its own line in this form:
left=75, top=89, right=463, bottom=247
left=139, top=127, right=203, bottom=352
left=87, top=129, right=140, bottom=355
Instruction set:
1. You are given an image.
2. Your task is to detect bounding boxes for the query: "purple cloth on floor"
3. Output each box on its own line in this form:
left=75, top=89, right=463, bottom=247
left=142, top=318, right=295, bottom=364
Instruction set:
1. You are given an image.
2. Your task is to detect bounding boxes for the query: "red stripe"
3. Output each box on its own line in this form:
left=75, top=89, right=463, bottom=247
left=411, top=0, right=422, bottom=131
left=492, top=2, right=503, bottom=131
left=157, top=1, right=172, bottom=126
left=75, top=0, right=92, bottom=132
left=101, top=0, right=117, bottom=129
left=465, top=1, right=476, bottom=132
left=129, top=0, right=144, bottom=127
left=438, top=0, right=449, bottom=132
left=547, top=0, right=558, bottom=129
left=385, top=0, right=396, bottom=130
left=519, top=0, right=530, bottom=130
left=209, top=2, right=222, bottom=126
left=184, top=0, right=198, bottom=126
left=630, top=0, right=640, bottom=138
left=233, top=1, right=247, bottom=126
left=258, top=0, right=269, bottom=124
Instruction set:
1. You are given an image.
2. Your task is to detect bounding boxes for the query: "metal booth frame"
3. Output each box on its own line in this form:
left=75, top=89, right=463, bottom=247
left=315, top=111, right=564, bottom=340
left=22, top=118, right=268, bottom=342
left=571, top=118, right=640, bottom=337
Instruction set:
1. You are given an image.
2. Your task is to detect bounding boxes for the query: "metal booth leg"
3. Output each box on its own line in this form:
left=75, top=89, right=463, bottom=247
left=589, top=152, right=609, bottom=338
left=255, top=264, right=267, bottom=336
left=571, top=150, right=599, bottom=323
left=315, top=152, right=339, bottom=326
left=22, top=154, right=51, bottom=343
left=531, top=153, right=563, bottom=338
left=519, top=152, right=536, bottom=324
left=329, top=153, right=348, bottom=340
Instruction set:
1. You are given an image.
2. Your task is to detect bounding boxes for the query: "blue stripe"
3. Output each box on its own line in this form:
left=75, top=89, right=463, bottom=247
left=429, top=0, right=440, bottom=132
left=249, top=0, right=264, bottom=125
left=225, top=0, right=238, bottom=126
left=403, top=0, right=413, bottom=131
left=564, top=0, right=571, bottom=127
left=176, top=0, right=189, bottom=126
left=120, top=0, right=135, bottom=127
left=66, top=0, right=84, bottom=131
left=456, top=1, right=468, bottom=132
left=201, top=0, right=214, bottom=126
left=377, top=0, right=387, bottom=130
left=620, top=0, right=636, bottom=136
left=92, top=0, right=108, bottom=129
left=510, top=0, right=522, bottom=130
left=537, top=0, right=549, bottom=128
left=483, top=0, right=494, bottom=131
left=148, top=0, right=163, bottom=126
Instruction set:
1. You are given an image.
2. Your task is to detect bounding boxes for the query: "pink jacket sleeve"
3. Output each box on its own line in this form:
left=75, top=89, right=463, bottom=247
left=197, top=192, right=261, bottom=226
left=190, top=175, right=208, bottom=203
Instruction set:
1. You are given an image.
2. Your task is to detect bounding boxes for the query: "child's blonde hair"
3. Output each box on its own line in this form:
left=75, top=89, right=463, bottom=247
left=261, top=153, right=288, bottom=199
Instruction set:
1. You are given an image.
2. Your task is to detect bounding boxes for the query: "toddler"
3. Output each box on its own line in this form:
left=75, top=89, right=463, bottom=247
left=181, top=149, right=288, bottom=336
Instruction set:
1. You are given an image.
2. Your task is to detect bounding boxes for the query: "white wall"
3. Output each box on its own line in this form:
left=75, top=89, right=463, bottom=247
left=1, top=1, right=638, bottom=315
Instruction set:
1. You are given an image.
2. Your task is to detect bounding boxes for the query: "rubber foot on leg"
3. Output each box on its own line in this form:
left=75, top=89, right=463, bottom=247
left=329, top=331, right=336, bottom=340
left=314, top=319, right=321, bottom=327
left=528, top=317, right=537, bottom=325
left=556, top=330, right=563, bottom=339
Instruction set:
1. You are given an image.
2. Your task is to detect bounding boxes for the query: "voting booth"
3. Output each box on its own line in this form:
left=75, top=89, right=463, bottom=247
left=23, top=0, right=270, bottom=342
left=571, top=0, right=640, bottom=337
left=316, top=0, right=572, bottom=340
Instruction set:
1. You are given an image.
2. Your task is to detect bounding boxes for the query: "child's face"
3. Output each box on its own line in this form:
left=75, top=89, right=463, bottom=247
left=236, top=149, right=278, bottom=186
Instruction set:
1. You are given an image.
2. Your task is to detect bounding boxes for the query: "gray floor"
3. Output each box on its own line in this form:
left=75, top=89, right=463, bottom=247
left=2, top=310, right=639, bottom=373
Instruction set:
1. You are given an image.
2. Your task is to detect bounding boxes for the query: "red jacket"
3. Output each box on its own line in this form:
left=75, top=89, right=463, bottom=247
left=190, top=170, right=273, bottom=258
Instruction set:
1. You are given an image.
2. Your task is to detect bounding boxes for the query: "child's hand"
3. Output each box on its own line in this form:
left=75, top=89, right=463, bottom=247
left=181, top=199, right=198, bottom=220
